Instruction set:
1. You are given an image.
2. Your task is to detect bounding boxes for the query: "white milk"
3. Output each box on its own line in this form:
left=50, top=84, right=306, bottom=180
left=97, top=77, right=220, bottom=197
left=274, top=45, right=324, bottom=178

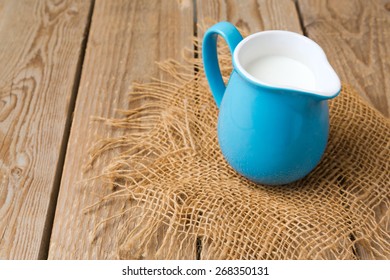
left=245, top=55, right=316, bottom=91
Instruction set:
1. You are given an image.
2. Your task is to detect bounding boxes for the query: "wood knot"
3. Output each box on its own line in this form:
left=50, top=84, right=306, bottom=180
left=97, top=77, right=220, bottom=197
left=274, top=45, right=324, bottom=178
left=11, top=167, right=23, bottom=179
left=67, top=6, right=78, bottom=16
left=0, top=94, right=17, bottom=122
left=385, top=2, right=390, bottom=11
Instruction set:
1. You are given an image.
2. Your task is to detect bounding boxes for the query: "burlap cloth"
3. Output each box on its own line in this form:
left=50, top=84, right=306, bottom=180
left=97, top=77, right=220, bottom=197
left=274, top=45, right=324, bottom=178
left=86, top=34, right=390, bottom=260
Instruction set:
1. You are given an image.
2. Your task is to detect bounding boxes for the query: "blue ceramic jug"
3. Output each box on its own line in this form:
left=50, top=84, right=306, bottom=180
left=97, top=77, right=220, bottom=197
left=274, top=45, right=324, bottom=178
left=202, top=22, right=341, bottom=185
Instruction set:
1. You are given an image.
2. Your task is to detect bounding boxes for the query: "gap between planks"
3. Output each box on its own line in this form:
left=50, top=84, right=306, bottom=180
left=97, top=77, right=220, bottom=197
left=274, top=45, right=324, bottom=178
left=39, top=0, right=96, bottom=260
left=294, top=0, right=308, bottom=36
left=192, top=0, right=202, bottom=259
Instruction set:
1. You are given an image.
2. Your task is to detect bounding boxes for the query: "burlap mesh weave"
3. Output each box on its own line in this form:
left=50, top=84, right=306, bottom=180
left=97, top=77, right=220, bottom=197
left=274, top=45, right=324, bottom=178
left=86, top=33, right=390, bottom=260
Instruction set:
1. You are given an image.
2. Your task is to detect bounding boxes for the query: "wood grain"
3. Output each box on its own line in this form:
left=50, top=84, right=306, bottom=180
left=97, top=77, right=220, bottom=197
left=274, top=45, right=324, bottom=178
left=0, top=0, right=92, bottom=259
left=48, top=0, right=196, bottom=259
left=197, top=0, right=303, bottom=36
left=196, top=0, right=303, bottom=259
left=297, top=0, right=390, bottom=117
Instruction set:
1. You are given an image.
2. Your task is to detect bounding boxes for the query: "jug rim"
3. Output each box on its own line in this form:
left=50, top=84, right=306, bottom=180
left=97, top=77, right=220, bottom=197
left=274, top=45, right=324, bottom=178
left=232, top=30, right=341, bottom=100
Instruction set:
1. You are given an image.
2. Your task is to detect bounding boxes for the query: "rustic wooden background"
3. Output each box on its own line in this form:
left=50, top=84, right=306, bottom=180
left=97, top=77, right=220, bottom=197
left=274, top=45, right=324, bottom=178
left=0, top=0, right=389, bottom=259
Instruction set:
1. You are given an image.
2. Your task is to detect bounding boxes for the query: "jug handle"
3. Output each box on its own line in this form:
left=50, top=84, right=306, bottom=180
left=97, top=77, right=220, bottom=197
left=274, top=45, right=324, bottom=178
left=202, top=22, right=243, bottom=108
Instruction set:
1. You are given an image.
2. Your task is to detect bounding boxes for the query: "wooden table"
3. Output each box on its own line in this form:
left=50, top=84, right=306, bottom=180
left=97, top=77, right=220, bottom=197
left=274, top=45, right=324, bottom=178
left=0, top=0, right=389, bottom=259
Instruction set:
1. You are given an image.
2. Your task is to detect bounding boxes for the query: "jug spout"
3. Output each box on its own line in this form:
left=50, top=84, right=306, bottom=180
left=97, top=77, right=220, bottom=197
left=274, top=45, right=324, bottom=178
left=307, top=57, right=341, bottom=100
left=230, top=30, right=341, bottom=101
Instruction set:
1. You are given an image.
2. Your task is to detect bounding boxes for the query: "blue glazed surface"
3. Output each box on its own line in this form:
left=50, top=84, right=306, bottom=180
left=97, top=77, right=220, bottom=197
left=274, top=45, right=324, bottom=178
left=218, top=72, right=329, bottom=185
left=202, top=22, right=338, bottom=185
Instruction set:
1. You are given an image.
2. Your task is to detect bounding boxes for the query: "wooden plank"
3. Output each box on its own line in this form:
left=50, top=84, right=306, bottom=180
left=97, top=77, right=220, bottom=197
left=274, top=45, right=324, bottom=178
left=297, top=0, right=390, bottom=117
left=0, top=0, right=92, bottom=259
left=197, top=0, right=303, bottom=36
left=48, top=0, right=196, bottom=259
left=196, top=0, right=303, bottom=259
